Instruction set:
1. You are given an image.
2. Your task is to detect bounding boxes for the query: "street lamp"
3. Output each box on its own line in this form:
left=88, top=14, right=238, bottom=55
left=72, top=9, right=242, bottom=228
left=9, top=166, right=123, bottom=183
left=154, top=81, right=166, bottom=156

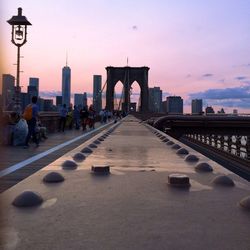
left=7, top=7, right=32, bottom=113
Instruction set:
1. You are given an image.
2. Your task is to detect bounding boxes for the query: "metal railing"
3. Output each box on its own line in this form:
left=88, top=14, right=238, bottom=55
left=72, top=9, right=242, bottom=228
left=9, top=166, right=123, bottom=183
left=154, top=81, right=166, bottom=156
left=184, top=133, right=250, bottom=164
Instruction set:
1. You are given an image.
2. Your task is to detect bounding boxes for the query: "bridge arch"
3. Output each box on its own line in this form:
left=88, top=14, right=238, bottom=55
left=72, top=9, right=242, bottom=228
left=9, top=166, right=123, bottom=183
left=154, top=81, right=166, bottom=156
left=106, top=66, right=149, bottom=113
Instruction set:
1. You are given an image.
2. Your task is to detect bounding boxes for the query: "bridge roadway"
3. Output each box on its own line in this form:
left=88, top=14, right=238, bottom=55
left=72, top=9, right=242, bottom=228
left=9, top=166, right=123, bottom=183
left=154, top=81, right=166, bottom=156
left=0, top=115, right=250, bottom=250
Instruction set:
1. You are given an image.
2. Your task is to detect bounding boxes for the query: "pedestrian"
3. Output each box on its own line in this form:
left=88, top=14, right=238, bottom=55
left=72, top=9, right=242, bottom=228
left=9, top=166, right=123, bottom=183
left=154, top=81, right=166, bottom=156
left=88, top=105, right=96, bottom=129
left=23, top=96, right=39, bottom=148
left=80, top=106, right=89, bottom=131
left=73, top=105, right=80, bottom=130
left=99, top=109, right=104, bottom=124
left=66, top=107, right=73, bottom=129
left=58, top=104, right=67, bottom=132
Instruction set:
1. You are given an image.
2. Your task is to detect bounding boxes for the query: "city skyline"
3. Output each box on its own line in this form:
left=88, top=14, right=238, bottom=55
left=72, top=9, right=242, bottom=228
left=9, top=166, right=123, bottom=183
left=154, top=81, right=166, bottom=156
left=1, top=0, right=250, bottom=112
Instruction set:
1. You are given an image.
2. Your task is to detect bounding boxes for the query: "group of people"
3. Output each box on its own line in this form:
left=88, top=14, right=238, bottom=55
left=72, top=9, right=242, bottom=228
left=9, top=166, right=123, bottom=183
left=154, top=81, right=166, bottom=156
left=1, top=96, right=47, bottom=148
left=58, top=104, right=96, bottom=132
left=1, top=96, right=127, bottom=148
left=99, top=109, right=113, bottom=124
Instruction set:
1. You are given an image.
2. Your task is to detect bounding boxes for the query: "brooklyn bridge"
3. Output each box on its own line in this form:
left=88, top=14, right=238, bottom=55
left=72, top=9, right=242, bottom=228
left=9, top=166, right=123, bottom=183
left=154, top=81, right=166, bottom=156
left=0, top=70, right=250, bottom=249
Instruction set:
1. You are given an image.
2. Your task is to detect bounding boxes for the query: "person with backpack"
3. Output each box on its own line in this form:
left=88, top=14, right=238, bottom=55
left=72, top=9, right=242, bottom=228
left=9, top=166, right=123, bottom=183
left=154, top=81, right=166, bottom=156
left=23, top=96, right=39, bottom=148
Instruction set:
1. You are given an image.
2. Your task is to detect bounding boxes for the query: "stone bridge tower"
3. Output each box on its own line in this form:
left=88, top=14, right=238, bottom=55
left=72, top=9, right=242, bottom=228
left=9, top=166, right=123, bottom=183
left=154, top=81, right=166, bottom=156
left=105, top=66, right=149, bottom=112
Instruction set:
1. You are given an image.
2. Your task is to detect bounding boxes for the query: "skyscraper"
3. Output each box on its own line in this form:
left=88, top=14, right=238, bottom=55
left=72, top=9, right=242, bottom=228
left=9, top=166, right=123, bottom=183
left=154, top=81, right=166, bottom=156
left=56, top=96, right=62, bottom=106
left=93, top=75, right=102, bottom=112
left=191, top=99, right=203, bottom=114
left=83, top=92, right=88, bottom=108
left=29, top=77, right=39, bottom=97
left=2, top=74, right=15, bottom=110
left=27, top=86, right=38, bottom=99
left=62, top=61, right=71, bottom=109
left=74, top=93, right=87, bottom=109
left=166, top=96, right=183, bottom=114
left=148, top=87, right=162, bottom=113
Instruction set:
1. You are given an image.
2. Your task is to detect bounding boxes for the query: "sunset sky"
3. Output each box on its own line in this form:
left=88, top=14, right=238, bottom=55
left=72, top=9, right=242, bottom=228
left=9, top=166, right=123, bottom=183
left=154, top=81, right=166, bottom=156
left=1, top=0, right=250, bottom=112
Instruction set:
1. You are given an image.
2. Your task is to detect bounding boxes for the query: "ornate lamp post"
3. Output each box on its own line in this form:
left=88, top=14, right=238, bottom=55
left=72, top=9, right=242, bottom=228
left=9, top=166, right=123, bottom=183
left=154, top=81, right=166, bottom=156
left=7, top=7, right=32, bottom=113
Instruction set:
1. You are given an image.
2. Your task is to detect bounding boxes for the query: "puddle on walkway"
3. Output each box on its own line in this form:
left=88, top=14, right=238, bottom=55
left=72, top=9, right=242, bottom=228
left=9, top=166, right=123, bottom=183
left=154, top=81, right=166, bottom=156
left=41, top=198, right=57, bottom=209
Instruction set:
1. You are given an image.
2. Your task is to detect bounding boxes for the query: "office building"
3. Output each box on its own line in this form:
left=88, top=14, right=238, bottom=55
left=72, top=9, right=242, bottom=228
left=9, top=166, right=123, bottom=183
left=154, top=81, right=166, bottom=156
left=29, top=77, right=39, bottom=97
left=62, top=63, right=71, bottom=109
left=74, top=93, right=85, bottom=109
left=20, top=92, right=30, bottom=112
left=166, top=96, right=183, bottom=114
left=93, top=75, right=102, bottom=112
left=191, top=99, right=203, bottom=114
left=56, top=96, right=62, bottom=106
left=2, top=74, right=15, bottom=110
left=149, top=87, right=162, bottom=112
left=38, top=97, right=45, bottom=111
left=233, top=109, right=238, bottom=115
left=162, top=100, right=167, bottom=113
left=205, top=106, right=215, bottom=114
left=27, top=86, right=38, bottom=101
left=83, top=92, right=87, bottom=108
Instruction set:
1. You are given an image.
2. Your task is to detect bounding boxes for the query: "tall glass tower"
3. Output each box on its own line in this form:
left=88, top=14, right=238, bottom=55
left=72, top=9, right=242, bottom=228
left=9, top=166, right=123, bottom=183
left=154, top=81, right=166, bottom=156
left=62, top=63, right=71, bottom=109
left=93, top=75, right=102, bottom=112
left=29, top=77, right=39, bottom=97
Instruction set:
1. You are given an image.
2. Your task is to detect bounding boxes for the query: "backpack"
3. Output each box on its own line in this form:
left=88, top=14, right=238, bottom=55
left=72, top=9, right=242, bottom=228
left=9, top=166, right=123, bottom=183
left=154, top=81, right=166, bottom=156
left=23, top=104, right=33, bottom=121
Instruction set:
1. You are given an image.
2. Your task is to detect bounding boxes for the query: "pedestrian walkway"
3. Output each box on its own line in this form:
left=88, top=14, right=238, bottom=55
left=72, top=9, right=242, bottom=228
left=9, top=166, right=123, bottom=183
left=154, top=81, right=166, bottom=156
left=0, top=121, right=114, bottom=192
left=0, top=115, right=250, bottom=250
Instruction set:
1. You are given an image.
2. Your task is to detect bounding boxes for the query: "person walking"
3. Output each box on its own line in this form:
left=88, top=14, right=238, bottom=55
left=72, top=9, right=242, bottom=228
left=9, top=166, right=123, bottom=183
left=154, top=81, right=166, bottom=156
left=58, top=104, right=67, bottom=132
left=23, top=96, right=39, bottom=148
left=88, top=105, right=96, bottom=129
left=80, top=106, right=89, bottom=131
left=73, top=105, right=80, bottom=130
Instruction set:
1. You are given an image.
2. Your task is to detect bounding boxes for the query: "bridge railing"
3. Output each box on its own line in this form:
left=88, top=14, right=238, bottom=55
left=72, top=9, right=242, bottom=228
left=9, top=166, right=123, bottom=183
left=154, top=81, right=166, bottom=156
left=39, top=112, right=60, bottom=133
left=184, top=133, right=250, bottom=166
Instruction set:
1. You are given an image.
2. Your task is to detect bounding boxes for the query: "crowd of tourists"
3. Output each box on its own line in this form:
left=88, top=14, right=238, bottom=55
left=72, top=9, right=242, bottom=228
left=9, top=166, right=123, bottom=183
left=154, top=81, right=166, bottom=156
left=58, top=104, right=98, bottom=132
left=1, top=96, right=47, bottom=148
left=0, top=95, right=124, bottom=148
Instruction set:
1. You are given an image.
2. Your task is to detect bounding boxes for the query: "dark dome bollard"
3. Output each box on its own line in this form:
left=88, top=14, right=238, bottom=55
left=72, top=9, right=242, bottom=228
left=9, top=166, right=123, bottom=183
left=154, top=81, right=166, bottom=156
left=43, top=172, right=65, bottom=183
left=12, top=191, right=43, bottom=207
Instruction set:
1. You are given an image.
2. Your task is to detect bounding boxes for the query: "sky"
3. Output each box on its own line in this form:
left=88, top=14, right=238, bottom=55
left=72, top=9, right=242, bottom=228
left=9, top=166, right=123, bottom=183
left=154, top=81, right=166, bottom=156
left=1, top=0, right=250, bottom=113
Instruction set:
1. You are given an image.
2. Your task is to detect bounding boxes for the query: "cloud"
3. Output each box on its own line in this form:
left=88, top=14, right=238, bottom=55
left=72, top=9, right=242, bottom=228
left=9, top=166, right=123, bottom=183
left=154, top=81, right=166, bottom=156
left=40, top=91, right=95, bottom=99
left=186, top=74, right=192, bottom=78
left=189, top=86, right=250, bottom=100
left=206, top=99, right=250, bottom=108
left=243, top=80, right=250, bottom=85
left=218, top=79, right=225, bottom=83
left=162, top=92, right=171, bottom=98
left=40, top=91, right=61, bottom=98
left=235, top=76, right=247, bottom=81
left=202, top=73, right=213, bottom=77
left=188, top=85, right=250, bottom=109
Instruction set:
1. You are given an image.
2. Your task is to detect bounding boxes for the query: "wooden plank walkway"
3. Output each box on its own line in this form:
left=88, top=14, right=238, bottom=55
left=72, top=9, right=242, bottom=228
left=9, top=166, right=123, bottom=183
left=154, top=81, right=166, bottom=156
left=0, top=122, right=113, bottom=193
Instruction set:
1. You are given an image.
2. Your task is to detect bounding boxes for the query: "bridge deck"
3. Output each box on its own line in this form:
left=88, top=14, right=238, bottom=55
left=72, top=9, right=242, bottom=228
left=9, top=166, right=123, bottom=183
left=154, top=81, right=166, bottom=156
left=0, top=121, right=111, bottom=193
left=0, top=115, right=250, bottom=250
